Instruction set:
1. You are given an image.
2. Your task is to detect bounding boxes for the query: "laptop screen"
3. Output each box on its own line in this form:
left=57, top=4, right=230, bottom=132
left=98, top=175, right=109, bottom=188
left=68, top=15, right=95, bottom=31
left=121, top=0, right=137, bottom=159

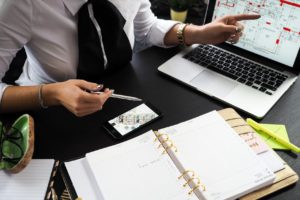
left=210, top=0, right=300, bottom=68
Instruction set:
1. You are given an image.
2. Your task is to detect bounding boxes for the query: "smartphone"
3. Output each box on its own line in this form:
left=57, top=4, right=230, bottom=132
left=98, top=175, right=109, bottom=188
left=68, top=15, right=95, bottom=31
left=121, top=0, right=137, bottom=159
left=103, top=102, right=162, bottom=139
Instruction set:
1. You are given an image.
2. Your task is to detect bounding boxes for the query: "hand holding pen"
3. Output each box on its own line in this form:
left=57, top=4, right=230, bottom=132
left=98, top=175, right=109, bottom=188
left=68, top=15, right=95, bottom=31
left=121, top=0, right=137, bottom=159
left=42, top=80, right=113, bottom=117
left=89, top=85, right=142, bottom=102
left=52, top=80, right=141, bottom=117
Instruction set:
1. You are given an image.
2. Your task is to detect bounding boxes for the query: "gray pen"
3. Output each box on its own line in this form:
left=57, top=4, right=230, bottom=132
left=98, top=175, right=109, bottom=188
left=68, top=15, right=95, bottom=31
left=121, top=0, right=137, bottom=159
left=91, top=91, right=142, bottom=101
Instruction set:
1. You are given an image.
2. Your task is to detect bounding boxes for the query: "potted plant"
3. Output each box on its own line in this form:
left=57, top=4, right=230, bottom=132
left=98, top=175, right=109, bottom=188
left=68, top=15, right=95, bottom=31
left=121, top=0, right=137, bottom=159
left=169, top=0, right=190, bottom=22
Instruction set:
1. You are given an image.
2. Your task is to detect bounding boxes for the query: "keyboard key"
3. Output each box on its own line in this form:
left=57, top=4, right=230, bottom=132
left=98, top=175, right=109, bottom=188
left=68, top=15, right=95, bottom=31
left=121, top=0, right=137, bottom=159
left=274, top=84, right=281, bottom=88
left=261, top=83, right=277, bottom=91
left=259, top=87, right=267, bottom=92
left=207, top=65, right=238, bottom=80
left=183, top=45, right=289, bottom=96
left=248, top=77, right=254, bottom=82
left=268, top=81, right=275, bottom=86
left=236, top=72, right=242, bottom=76
left=238, top=78, right=246, bottom=83
left=254, top=80, right=261, bottom=85
left=246, top=81, right=253, bottom=86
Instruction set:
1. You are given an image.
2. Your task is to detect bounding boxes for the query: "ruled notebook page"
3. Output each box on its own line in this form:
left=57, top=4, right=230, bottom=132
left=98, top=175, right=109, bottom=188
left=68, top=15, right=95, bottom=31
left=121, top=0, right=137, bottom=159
left=0, top=159, right=54, bottom=200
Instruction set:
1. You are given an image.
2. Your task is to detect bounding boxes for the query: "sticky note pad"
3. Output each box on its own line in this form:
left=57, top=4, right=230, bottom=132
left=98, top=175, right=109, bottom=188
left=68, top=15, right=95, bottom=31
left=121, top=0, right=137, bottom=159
left=239, top=132, right=269, bottom=154
left=256, top=124, right=290, bottom=150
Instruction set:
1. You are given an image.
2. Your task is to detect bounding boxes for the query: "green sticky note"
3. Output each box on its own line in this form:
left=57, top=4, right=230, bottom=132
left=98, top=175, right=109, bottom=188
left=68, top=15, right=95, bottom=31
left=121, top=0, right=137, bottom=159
left=256, top=124, right=290, bottom=150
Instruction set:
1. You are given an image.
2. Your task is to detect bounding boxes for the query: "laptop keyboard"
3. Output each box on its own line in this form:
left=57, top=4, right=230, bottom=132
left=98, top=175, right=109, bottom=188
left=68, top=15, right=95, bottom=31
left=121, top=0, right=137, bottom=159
left=183, top=45, right=288, bottom=95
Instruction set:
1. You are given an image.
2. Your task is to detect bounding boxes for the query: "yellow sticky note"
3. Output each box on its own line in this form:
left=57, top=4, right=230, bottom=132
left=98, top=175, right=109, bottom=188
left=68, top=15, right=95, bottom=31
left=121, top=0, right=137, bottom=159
left=256, top=124, right=290, bottom=150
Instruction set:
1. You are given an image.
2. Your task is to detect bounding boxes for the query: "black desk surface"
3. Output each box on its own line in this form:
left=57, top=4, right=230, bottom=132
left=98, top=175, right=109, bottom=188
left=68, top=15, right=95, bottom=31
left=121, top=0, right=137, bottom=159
left=3, top=46, right=299, bottom=199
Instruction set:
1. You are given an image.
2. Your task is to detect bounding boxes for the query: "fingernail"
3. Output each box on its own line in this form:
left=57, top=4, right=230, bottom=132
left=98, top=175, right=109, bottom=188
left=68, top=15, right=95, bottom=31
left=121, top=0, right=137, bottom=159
left=92, top=84, right=103, bottom=92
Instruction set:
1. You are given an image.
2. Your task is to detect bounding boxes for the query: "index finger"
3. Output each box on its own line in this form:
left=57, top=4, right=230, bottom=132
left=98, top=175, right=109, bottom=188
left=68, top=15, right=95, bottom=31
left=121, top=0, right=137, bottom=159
left=233, top=14, right=261, bottom=21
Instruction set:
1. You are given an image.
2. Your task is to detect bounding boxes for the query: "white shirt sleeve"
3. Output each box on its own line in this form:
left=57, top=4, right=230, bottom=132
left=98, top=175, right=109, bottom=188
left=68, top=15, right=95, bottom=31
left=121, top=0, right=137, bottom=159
left=0, top=0, right=32, bottom=102
left=133, top=0, right=178, bottom=52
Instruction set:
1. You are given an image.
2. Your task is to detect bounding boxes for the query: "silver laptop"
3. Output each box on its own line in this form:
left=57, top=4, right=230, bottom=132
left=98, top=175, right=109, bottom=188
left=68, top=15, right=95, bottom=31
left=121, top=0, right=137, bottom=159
left=158, top=0, right=300, bottom=118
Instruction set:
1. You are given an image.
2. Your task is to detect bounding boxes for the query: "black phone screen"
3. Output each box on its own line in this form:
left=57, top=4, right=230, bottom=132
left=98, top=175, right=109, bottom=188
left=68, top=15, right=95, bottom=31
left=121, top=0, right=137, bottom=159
left=103, top=102, right=161, bottom=139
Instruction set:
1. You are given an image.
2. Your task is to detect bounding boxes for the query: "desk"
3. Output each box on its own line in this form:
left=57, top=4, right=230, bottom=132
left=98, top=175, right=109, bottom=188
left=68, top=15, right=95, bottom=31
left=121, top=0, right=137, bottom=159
left=2, top=46, right=299, bottom=199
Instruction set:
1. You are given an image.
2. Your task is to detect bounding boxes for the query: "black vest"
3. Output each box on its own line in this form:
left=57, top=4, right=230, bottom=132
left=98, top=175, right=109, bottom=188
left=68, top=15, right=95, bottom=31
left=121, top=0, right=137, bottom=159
left=77, top=0, right=133, bottom=82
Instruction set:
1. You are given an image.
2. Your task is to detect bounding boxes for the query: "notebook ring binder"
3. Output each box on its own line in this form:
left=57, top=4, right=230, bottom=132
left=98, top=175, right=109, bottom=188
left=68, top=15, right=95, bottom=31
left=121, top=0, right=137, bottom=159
left=178, top=170, right=206, bottom=195
left=160, top=141, right=178, bottom=154
left=157, top=137, right=170, bottom=148
left=189, top=184, right=200, bottom=195
left=153, top=131, right=160, bottom=137
left=158, top=140, right=177, bottom=154
left=188, top=184, right=206, bottom=195
left=165, top=142, right=178, bottom=152
left=154, top=132, right=178, bottom=154
left=156, top=133, right=169, bottom=149
left=181, top=175, right=206, bottom=195
left=154, top=132, right=169, bottom=142
left=178, top=170, right=195, bottom=179
left=183, top=177, right=200, bottom=187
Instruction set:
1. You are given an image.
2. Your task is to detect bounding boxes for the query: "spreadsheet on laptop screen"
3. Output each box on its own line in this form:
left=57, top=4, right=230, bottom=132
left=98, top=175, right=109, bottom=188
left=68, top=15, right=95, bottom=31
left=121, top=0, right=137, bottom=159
left=212, top=0, right=300, bottom=67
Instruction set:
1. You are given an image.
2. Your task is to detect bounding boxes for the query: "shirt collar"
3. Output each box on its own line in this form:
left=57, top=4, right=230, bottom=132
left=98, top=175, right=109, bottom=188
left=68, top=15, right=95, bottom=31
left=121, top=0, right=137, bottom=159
left=62, top=0, right=87, bottom=16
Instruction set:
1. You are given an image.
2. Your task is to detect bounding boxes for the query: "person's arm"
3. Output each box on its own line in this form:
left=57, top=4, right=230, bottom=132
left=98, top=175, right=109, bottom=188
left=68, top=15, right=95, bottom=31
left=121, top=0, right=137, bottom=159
left=164, top=14, right=261, bottom=46
left=1, top=80, right=113, bottom=117
left=133, top=0, right=179, bottom=52
left=0, top=1, right=112, bottom=117
left=0, top=0, right=35, bottom=112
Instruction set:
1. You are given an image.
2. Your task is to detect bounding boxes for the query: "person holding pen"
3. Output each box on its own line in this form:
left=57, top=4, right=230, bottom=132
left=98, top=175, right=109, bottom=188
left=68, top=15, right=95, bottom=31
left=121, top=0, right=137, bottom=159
left=0, top=0, right=260, bottom=117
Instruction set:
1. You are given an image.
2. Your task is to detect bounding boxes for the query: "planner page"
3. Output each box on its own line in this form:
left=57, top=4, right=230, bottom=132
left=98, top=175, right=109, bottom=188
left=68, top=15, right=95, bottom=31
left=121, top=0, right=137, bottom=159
left=86, top=130, right=198, bottom=200
left=158, top=111, right=275, bottom=200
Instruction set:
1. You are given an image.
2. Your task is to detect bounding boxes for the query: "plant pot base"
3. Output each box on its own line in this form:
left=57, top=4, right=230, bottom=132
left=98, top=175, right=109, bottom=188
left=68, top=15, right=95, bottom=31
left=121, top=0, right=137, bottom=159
left=170, top=9, right=188, bottom=22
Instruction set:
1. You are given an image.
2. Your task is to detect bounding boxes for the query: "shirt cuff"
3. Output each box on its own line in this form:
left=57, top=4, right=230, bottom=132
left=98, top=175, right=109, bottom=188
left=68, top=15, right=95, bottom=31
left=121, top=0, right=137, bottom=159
left=0, top=83, right=10, bottom=105
left=149, top=19, right=180, bottom=48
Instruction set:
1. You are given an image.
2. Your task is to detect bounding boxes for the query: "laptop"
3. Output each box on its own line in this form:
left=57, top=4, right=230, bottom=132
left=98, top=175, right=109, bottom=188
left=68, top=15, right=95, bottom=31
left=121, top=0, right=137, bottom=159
left=158, top=0, right=300, bottom=118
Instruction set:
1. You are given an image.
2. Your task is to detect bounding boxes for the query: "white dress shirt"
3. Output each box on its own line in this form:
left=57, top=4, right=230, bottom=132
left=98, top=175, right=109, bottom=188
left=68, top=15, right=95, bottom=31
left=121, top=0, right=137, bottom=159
left=0, top=0, right=177, bottom=102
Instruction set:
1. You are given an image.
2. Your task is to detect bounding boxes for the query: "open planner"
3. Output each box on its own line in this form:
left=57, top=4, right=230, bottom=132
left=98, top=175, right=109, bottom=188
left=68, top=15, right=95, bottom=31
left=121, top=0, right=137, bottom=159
left=62, top=109, right=298, bottom=200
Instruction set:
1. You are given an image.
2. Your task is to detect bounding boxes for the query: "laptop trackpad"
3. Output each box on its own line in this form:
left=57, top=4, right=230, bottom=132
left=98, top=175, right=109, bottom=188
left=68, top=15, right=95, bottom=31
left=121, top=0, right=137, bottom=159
left=189, top=70, right=238, bottom=98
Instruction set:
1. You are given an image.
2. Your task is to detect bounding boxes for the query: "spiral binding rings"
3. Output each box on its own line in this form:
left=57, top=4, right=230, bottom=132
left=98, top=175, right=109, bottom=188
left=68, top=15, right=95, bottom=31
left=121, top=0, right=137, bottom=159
left=188, top=183, right=206, bottom=195
left=178, top=170, right=195, bottom=179
left=165, top=141, right=177, bottom=152
left=154, top=131, right=205, bottom=195
left=157, top=135, right=169, bottom=146
left=154, top=131, right=178, bottom=154
left=159, top=140, right=178, bottom=154
left=178, top=170, right=206, bottom=195
left=184, top=177, right=200, bottom=187
left=154, top=132, right=169, bottom=142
